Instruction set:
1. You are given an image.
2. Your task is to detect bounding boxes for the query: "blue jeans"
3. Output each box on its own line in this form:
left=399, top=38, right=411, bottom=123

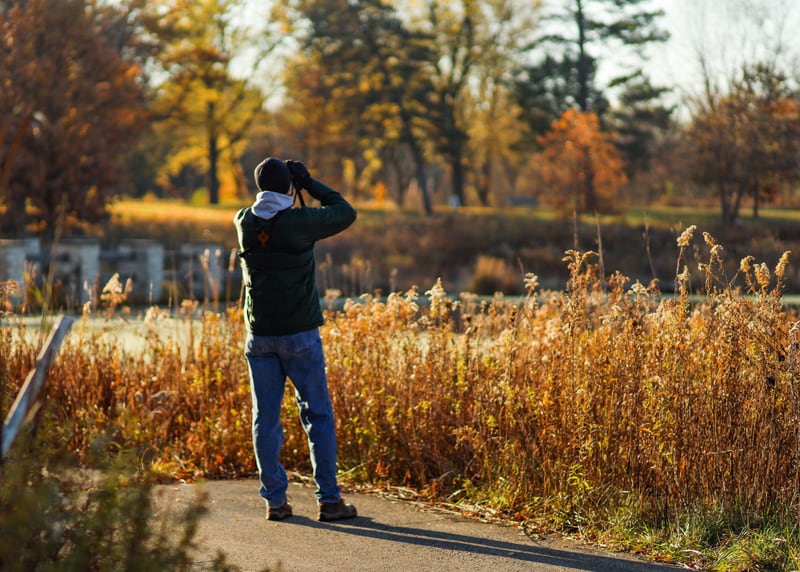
left=245, top=329, right=341, bottom=508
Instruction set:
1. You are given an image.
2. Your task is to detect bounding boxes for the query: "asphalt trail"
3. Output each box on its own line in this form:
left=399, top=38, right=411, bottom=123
left=154, top=479, right=677, bottom=572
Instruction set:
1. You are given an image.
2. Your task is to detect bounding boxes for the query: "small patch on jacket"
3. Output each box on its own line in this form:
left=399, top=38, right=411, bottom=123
left=257, top=230, right=269, bottom=247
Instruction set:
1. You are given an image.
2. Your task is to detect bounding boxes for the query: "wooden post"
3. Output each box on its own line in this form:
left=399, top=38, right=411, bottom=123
left=1, top=315, right=74, bottom=460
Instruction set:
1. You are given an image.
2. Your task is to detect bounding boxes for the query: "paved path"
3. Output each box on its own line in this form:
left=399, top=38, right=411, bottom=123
left=154, top=479, right=677, bottom=572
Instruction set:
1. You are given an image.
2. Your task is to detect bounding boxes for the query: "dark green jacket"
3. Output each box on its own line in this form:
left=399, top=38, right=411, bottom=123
left=234, top=180, right=356, bottom=336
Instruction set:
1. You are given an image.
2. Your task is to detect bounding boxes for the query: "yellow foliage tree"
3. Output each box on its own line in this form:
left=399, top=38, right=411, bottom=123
left=533, top=109, right=627, bottom=213
left=144, top=0, right=278, bottom=204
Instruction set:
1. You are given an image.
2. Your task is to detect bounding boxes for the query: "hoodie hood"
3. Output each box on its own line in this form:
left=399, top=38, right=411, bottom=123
left=251, top=189, right=295, bottom=220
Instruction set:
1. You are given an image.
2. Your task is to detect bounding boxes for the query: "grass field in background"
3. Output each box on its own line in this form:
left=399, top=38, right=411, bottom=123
left=110, top=197, right=800, bottom=226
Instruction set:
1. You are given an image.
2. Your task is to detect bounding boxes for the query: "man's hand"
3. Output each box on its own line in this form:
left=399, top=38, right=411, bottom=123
left=286, top=160, right=313, bottom=190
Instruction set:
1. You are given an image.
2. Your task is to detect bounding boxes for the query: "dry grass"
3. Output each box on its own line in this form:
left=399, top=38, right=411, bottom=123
left=2, top=227, right=800, bottom=566
left=326, top=242, right=796, bottom=518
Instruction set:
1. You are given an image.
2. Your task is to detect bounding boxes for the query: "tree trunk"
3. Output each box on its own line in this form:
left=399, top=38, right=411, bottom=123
left=445, top=125, right=467, bottom=206
left=476, top=160, right=491, bottom=206
left=418, top=163, right=432, bottom=215
left=393, top=170, right=408, bottom=207
left=718, top=180, right=732, bottom=225
left=752, top=181, right=760, bottom=219
left=396, top=103, right=432, bottom=215
left=450, top=158, right=466, bottom=206
left=582, top=148, right=597, bottom=211
left=575, top=0, right=591, bottom=112
left=207, top=101, right=219, bottom=205
left=730, top=180, right=746, bottom=224
left=208, top=137, right=219, bottom=205
left=407, top=145, right=432, bottom=216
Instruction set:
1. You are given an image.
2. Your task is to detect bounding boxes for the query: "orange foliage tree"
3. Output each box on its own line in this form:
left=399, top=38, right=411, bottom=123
left=533, top=109, right=627, bottom=213
left=0, top=0, right=144, bottom=241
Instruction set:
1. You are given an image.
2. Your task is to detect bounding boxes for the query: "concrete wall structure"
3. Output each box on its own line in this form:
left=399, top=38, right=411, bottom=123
left=0, top=239, right=27, bottom=288
left=51, top=239, right=101, bottom=303
left=0, top=238, right=231, bottom=306
left=108, top=240, right=165, bottom=304
left=179, top=242, right=224, bottom=301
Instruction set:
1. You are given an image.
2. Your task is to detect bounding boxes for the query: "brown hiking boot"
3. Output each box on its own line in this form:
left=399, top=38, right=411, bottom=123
left=267, top=502, right=293, bottom=521
left=318, top=499, right=357, bottom=522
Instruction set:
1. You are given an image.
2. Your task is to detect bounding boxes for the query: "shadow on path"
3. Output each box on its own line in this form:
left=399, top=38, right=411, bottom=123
left=284, top=515, right=670, bottom=571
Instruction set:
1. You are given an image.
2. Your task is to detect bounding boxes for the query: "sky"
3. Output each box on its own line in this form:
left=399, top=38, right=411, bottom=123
left=240, top=0, right=800, bottom=113
left=644, top=0, right=800, bottom=105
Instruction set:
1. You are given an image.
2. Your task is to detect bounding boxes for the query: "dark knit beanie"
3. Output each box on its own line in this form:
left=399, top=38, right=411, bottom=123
left=254, top=157, right=291, bottom=194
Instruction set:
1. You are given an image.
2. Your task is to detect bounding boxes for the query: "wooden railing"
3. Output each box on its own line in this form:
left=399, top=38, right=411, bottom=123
left=1, top=315, right=74, bottom=460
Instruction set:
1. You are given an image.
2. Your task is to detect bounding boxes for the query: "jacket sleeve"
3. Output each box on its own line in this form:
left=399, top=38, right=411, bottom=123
left=300, top=179, right=357, bottom=240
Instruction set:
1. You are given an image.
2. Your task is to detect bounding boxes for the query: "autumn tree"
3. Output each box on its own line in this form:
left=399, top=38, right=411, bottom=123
left=511, top=1, right=670, bottom=207
left=533, top=109, right=627, bottom=213
left=460, top=0, right=538, bottom=206
left=0, top=0, right=144, bottom=241
left=686, top=63, right=800, bottom=224
left=142, top=0, right=279, bottom=204
left=285, top=0, right=435, bottom=203
left=279, top=0, right=540, bottom=208
left=278, top=0, right=434, bottom=210
left=466, top=79, right=527, bottom=206
left=606, top=72, right=675, bottom=204
left=514, top=0, right=669, bottom=148
left=679, top=1, right=800, bottom=224
left=354, top=1, right=438, bottom=212
left=405, top=0, right=491, bottom=207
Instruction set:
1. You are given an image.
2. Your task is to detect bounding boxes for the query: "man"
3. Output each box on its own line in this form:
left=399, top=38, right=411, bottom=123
left=234, top=157, right=357, bottom=522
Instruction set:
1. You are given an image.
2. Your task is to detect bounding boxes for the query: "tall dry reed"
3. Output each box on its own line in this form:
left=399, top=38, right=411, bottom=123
left=323, top=230, right=796, bottom=524
left=0, top=229, right=796, bottom=528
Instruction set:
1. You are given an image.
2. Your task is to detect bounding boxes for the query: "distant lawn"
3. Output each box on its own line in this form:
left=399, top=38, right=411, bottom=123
left=110, top=197, right=800, bottom=229
left=110, top=198, right=245, bottom=227
left=108, top=197, right=800, bottom=294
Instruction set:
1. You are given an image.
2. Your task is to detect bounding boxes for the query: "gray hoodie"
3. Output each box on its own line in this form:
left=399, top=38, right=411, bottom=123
left=251, top=189, right=295, bottom=220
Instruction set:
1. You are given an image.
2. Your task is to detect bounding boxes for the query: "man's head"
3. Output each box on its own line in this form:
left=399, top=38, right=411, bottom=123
left=254, top=157, right=291, bottom=194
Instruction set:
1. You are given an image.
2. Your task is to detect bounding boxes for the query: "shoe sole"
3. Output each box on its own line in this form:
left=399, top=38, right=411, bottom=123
left=267, top=505, right=293, bottom=521
left=268, top=513, right=292, bottom=521
left=318, top=511, right=357, bottom=522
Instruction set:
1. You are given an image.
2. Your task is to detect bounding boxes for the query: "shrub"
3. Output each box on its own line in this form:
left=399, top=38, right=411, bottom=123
left=0, top=426, right=238, bottom=571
